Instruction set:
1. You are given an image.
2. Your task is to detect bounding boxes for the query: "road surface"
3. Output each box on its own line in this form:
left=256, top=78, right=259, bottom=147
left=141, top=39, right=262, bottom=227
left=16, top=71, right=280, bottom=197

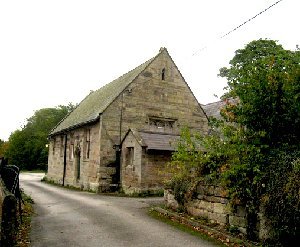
left=20, top=173, right=218, bottom=247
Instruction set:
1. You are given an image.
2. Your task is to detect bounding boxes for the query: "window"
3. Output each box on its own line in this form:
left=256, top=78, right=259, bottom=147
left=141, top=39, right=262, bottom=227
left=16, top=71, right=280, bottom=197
left=161, top=68, right=165, bottom=80
left=148, top=116, right=176, bottom=133
left=70, top=144, right=74, bottom=160
left=60, top=136, right=64, bottom=157
left=126, top=147, right=134, bottom=171
left=76, top=148, right=81, bottom=179
left=85, top=129, right=91, bottom=159
left=69, top=133, right=74, bottom=160
left=52, top=137, right=56, bottom=155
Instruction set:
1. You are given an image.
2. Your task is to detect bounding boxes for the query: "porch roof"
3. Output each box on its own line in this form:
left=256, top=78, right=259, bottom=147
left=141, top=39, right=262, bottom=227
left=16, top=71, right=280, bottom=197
left=125, top=129, right=180, bottom=151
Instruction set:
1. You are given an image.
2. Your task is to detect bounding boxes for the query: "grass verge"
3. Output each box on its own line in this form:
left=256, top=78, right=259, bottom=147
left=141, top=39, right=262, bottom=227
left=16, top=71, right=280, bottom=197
left=148, top=208, right=225, bottom=246
left=15, top=192, right=34, bottom=247
left=148, top=207, right=258, bottom=247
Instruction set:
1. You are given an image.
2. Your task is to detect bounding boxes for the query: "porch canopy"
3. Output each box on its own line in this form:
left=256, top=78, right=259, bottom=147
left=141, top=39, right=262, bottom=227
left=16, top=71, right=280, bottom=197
left=122, top=129, right=180, bottom=151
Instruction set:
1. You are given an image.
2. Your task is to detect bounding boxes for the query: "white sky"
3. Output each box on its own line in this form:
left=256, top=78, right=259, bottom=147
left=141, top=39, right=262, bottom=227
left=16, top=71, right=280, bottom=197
left=0, top=0, right=299, bottom=141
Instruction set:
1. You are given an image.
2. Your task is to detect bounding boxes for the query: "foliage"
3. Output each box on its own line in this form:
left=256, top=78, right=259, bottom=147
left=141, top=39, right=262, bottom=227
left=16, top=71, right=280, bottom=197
left=4, top=103, right=75, bottom=170
left=0, top=139, right=9, bottom=157
left=218, top=39, right=300, bottom=243
left=219, top=39, right=300, bottom=146
left=16, top=190, right=34, bottom=247
left=262, top=149, right=300, bottom=246
left=167, top=39, right=300, bottom=244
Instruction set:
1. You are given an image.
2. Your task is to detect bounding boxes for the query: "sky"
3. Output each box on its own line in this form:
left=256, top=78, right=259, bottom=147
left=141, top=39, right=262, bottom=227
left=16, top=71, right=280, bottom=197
left=0, top=0, right=299, bottom=141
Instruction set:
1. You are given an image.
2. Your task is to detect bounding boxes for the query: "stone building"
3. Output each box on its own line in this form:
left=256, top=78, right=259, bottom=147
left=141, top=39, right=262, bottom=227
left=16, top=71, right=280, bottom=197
left=47, top=48, right=208, bottom=193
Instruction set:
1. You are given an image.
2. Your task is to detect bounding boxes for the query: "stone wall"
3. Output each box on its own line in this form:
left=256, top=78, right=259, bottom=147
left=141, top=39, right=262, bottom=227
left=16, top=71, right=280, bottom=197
left=121, top=132, right=172, bottom=194
left=0, top=178, right=17, bottom=246
left=141, top=150, right=172, bottom=189
left=121, top=131, right=142, bottom=193
left=101, top=49, right=208, bottom=192
left=47, top=122, right=100, bottom=191
left=165, top=181, right=271, bottom=240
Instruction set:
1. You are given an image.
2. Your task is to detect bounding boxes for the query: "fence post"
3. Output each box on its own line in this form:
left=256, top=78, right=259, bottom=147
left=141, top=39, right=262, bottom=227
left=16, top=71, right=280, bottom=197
left=0, top=179, right=17, bottom=246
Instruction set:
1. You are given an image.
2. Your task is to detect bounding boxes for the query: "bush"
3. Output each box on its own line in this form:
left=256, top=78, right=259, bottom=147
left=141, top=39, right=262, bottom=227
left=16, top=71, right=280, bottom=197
left=263, top=149, right=300, bottom=245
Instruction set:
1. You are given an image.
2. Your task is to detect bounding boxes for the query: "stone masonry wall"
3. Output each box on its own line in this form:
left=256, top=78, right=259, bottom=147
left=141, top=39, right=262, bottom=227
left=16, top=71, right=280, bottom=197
left=47, top=122, right=100, bottom=191
left=99, top=49, right=208, bottom=191
left=186, top=183, right=247, bottom=234
left=165, top=181, right=271, bottom=240
left=121, top=131, right=142, bottom=193
left=141, top=150, right=172, bottom=190
left=121, top=134, right=173, bottom=194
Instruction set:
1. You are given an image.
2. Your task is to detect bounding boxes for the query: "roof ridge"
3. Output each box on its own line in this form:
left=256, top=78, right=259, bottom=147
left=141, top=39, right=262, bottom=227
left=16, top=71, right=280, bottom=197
left=202, top=100, right=223, bottom=106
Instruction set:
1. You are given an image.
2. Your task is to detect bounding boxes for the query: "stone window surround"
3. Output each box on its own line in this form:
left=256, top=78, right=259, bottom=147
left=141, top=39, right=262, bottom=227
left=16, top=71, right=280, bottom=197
left=147, top=116, right=177, bottom=132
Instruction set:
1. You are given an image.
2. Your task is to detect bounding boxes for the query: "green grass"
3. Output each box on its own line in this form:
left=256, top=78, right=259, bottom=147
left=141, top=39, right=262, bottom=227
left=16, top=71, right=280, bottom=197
left=148, top=208, right=225, bottom=246
left=20, top=169, right=46, bottom=173
left=15, top=191, right=34, bottom=247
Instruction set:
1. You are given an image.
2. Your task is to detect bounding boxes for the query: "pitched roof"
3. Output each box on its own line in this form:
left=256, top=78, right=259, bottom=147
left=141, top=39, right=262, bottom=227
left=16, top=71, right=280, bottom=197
left=202, top=101, right=225, bottom=119
left=202, top=98, right=238, bottom=119
left=124, top=129, right=180, bottom=151
left=50, top=51, right=160, bottom=135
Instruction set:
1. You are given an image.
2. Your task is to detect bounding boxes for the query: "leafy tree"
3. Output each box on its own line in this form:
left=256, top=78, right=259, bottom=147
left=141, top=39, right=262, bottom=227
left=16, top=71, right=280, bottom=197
left=218, top=40, right=299, bottom=242
left=219, top=39, right=300, bottom=146
left=168, top=39, right=300, bottom=244
left=5, top=103, right=75, bottom=170
left=0, top=139, right=9, bottom=157
left=220, top=40, right=300, bottom=243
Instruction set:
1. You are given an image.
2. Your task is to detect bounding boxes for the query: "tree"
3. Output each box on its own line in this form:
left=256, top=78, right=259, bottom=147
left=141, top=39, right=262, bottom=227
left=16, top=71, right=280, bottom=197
left=0, top=139, right=9, bottom=157
left=5, top=104, right=76, bottom=170
left=169, top=39, right=300, bottom=244
left=218, top=40, right=300, bottom=244
left=218, top=40, right=300, bottom=243
left=219, top=39, right=300, bottom=146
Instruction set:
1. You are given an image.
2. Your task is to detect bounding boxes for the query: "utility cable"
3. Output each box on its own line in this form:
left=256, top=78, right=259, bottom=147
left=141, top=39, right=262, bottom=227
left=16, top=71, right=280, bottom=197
left=220, top=0, right=284, bottom=39
left=192, top=0, right=284, bottom=56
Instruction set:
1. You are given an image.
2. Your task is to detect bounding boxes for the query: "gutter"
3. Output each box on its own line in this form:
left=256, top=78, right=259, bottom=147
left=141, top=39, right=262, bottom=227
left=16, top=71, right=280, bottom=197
left=49, top=117, right=99, bottom=138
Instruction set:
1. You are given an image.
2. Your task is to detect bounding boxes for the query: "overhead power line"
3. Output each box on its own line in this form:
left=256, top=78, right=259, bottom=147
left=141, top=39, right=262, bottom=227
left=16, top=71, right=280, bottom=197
left=220, top=0, right=284, bottom=39
left=192, top=0, right=284, bottom=56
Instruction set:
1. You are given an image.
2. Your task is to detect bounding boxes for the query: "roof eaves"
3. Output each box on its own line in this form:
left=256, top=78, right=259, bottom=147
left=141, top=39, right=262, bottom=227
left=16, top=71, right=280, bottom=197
left=49, top=116, right=100, bottom=137
left=49, top=91, right=94, bottom=135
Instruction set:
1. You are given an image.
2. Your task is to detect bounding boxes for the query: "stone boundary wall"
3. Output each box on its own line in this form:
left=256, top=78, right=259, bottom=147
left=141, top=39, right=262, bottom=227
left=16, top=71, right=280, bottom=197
left=0, top=178, right=17, bottom=246
left=164, top=181, right=270, bottom=240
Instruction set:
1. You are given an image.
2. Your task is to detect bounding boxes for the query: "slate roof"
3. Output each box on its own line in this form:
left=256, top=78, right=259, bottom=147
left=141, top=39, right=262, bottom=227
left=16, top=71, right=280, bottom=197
left=124, top=129, right=180, bottom=151
left=50, top=52, right=160, bottom=135
left=202, top=101, right=226, bottom=119
left=202, top=98, right=238, bottom=119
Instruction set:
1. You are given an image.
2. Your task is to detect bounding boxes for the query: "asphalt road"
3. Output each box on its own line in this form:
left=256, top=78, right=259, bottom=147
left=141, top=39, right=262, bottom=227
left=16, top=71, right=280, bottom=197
left=20, top=173, right=218, bottom=247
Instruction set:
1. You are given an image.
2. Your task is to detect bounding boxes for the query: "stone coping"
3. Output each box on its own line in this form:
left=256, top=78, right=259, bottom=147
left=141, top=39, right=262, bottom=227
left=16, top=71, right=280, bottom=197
left=152, top=206, right=258, bottom=247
